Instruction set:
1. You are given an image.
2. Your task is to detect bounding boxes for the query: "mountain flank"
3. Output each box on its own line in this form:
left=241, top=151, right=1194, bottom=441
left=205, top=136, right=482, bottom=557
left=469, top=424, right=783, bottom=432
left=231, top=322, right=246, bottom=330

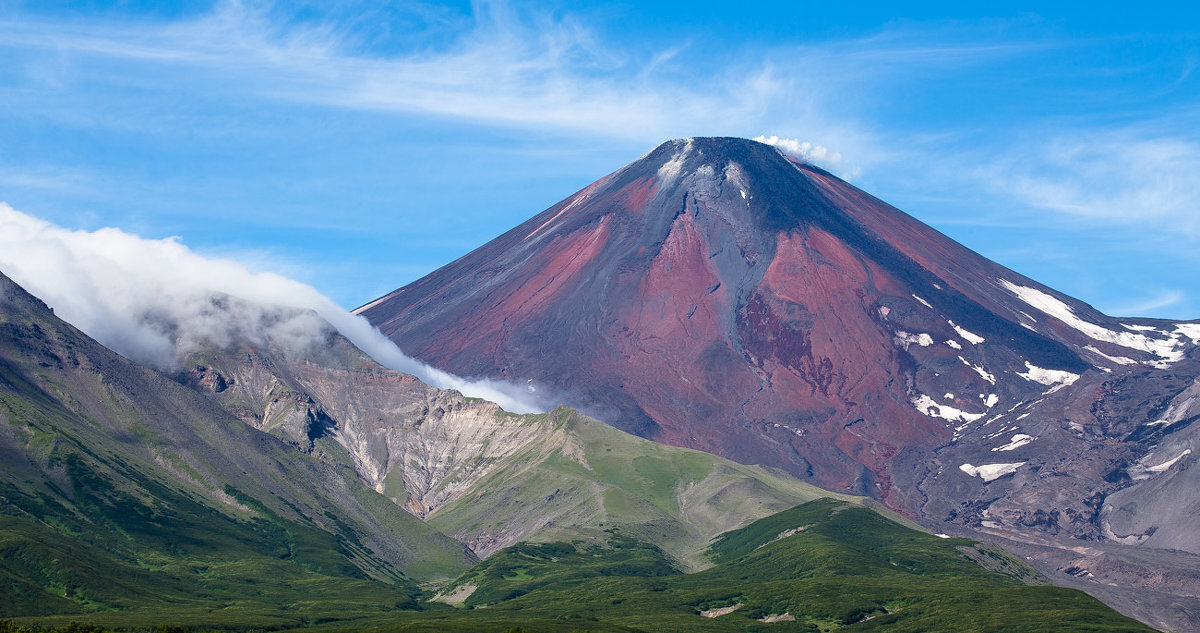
left=360, top=137, right=1200, bottom=631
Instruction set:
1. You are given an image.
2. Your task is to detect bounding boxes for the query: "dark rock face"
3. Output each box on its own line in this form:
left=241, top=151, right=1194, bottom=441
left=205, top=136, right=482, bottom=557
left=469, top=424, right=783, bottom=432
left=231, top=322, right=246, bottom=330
left=360, top=137, right=1200, bottom=629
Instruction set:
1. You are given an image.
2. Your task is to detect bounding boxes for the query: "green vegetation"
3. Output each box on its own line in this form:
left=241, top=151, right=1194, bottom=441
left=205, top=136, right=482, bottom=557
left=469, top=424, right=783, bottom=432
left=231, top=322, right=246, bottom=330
left=5, top=498, right=1155, bottom=632
left=0, top=275, right=470, bottom=629
left=427, top=407, right=861, bottom=569
left=402, top=499, right=1151, bottom=633
left=0, top=442, right=423, bottom=629
left=445, top=536, right=678, bottom=607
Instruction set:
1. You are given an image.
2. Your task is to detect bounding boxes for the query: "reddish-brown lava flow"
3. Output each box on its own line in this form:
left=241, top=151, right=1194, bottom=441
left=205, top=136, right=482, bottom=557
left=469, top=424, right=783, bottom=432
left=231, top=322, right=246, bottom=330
left=359, top=137, right=1152, bottom=512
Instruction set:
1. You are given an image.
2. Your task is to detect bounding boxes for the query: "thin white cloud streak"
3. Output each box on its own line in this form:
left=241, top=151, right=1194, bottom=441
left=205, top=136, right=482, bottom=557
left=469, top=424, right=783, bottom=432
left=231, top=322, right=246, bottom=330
left=0, top=203, right=546, bottom=414
left=1106, top=290, right=1185, bottom=317
left=966, top=129, right=1200, bottom=235
left=0, top=2, right=1045, bottom=154
left=0, top=2, right=772, bottom=141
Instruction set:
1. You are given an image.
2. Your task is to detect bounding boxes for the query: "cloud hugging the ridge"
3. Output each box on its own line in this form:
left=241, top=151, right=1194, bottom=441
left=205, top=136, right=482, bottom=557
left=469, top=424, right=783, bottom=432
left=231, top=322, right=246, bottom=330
left=753, top=135, right=862, bottom=180
left=0, top=203, right=545, bottom=414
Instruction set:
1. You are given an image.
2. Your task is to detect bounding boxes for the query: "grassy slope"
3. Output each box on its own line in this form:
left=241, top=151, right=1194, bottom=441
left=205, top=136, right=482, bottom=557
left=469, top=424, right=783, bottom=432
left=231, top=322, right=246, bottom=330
left=7, top=499, right=1152, bottom=632
left=428, top=407, right=868, bottom=568
left=0, top=272, right=473, bottom=626
left=375, top=499, right=1155, bottom=633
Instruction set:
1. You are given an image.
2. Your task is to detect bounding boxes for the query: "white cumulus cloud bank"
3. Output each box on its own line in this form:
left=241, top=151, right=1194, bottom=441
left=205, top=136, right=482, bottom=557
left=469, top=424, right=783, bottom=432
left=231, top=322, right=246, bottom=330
left=0, top=203, right=544, bottom=414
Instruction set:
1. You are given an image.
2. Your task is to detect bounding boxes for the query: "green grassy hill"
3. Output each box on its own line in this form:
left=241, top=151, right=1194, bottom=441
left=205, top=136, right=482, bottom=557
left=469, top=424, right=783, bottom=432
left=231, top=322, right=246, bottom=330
left=427, top=406, right=884, bottom=569
left=9, top=499, right=1154, bottom=632
left=393, top=499, right=1156, bottom=632
left=0, top=271, right=473, bottom=627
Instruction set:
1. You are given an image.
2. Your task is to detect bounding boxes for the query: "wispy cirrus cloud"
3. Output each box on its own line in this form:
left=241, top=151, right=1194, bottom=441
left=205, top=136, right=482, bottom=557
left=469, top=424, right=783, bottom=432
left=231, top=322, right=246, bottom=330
left=0, top=1, right=1054, bottom=152
left=1, top=1, right=1199, bottom=319
left=1108, top=289, right=1186, bottom=317
left=0, top=1, right=779, bottom=141
left=972, top=127, right=1200, bottom=235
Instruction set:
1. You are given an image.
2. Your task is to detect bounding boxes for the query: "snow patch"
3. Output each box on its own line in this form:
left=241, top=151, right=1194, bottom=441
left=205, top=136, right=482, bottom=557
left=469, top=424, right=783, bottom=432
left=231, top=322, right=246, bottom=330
left=1178, top=323, right=1200, bottom=343
left=913, top=394, right=984, bottom=423
left=959, top=356, right=996, bottom=385
left=960, top=462, right=1025, bottom=482
left=656, top=139, right=693, bottom=181
left=1001, top=280, right=1188, bottom=364
left=1083, top=345, right=1136, bottom=366
left=949, top=320, right=985, bottom=344
left=983, top=394, right=999, bottom=408
left=1082, top=345, right=1136, bottom=366
left=992, top=434, right=1034, bottom=452
left=912, top=294, right=933, bottom=309
left=524, top=192, right=590, bottom=241
left=895, top=331, right=934, bottom=348
left=1121, top=323, right=1161, bottom=332
left=945, top=339, right=962, bottom=350
left=1146, top=449, right=1191, bottom=473
left=1016, top=362, right=1079, bottom=389
left=1147, top=378, right=1200, bottom=427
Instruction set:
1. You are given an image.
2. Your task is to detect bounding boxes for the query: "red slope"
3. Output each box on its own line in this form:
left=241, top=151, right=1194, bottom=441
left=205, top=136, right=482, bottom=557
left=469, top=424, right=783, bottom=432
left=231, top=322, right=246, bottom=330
left=359, top=137, right=1174, bottom=510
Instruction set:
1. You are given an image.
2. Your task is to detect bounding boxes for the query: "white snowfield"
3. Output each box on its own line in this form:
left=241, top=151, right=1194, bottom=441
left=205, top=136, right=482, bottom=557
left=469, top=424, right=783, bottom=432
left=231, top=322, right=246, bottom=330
left=1000, top=279, right=1200, bottom=366
left=959, top=356, right=997, bottom=385
left=992, top=433, right=1034, bottom=452
left=912, top=393, right=984, bottom=423
left=1016, top=361, right=1080, bottom=389
left=895, top=331, right=934, bottom=347
left=1082, top=345, right=1136, bottom=366
left=948, top=320, right=985, bottom=344
left=1145, top=449, right=1191, bottom=473
left=960, top=462, right=1025, bottom=482
left=912, top=294, right=934, bottom=309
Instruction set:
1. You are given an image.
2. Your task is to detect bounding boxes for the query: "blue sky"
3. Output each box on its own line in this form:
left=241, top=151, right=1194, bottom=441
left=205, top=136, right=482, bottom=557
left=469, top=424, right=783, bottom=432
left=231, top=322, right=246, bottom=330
left=1, top=1, right=1198, bottom=319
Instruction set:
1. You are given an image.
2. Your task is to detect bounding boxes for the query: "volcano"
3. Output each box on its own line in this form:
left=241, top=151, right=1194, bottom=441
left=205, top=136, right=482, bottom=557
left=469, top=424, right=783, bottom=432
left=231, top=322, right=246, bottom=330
left=358, top=137, right=1198, bottom=514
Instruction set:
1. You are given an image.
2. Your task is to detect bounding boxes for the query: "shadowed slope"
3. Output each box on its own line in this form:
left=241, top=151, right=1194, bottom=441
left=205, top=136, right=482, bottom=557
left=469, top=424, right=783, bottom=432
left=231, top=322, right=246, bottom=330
left=0, top=270, right=473, bottom=622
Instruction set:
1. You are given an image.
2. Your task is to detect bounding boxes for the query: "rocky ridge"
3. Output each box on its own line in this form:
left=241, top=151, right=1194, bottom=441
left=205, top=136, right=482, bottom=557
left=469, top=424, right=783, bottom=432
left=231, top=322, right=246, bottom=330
left=174, top=298, right=853, bottom=563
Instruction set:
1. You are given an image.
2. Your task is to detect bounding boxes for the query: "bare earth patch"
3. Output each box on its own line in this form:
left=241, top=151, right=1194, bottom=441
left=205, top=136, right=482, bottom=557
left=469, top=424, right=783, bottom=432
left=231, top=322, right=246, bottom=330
left=431, top=583, right=477, bottom=605
left=700, top=604, right=742, bottom=618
